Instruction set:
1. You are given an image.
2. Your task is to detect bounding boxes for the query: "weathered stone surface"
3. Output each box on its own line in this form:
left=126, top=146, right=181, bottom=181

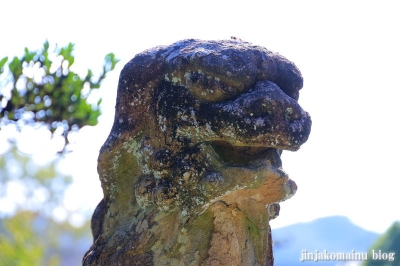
left=83, top=39, right=311, bottom=266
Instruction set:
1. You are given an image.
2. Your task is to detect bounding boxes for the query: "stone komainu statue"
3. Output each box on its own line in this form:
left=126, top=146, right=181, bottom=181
left=83, top=39, right=311, bottom=266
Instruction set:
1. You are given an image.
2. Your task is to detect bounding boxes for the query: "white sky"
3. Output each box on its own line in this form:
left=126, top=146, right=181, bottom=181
left=1, top=0, right=399, bottom=234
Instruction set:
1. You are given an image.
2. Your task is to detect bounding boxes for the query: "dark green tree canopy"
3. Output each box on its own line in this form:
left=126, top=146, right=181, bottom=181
left=363, top=221, right=400, bottom=266
left=0, top=41, right=119, bottom=150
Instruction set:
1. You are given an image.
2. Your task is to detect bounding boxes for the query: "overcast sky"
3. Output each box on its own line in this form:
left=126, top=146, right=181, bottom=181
left=1, top=0, right=399, bottom=233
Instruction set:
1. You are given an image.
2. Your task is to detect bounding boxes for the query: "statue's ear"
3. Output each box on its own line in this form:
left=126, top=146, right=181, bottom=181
left=98, top=132, right=140, bottom=208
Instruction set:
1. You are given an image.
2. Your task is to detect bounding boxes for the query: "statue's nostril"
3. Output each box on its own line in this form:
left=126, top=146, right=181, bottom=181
left=284, top=106, right=302, bottom=122
left=284, top=107, right=294, bottom=121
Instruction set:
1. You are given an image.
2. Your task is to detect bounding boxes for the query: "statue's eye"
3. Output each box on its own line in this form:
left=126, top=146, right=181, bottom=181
left=184, top=70, right=242, bottom=102
left=166, top=70, right=254, bottom=102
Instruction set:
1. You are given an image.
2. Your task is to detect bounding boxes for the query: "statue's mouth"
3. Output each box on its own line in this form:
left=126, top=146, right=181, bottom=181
left=207, top=140, right=297, bottom=207
left=209, top=140, right=282, bottom=169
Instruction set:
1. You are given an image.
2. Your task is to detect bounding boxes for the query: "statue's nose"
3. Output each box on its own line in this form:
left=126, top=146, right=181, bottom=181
left=200, top=80, right=311, bottom=150
left=235, top=81, right=303, bottom=122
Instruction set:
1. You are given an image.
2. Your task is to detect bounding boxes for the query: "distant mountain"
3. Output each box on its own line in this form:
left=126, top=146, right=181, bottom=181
left=272, top=216, right=379, bottom=266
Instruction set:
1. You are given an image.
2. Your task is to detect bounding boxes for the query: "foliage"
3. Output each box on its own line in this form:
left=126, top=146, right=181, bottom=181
left=0, top=146, right=93, bottom=265
left=362, top=221, right=400, bottom=266
left=0, top=210, right=92, bottom=266
left=0, top=146, right=72, bottom=216
left=0, top=212, right=55, bottom=266
left=0, top=147, right=70, bottom=265
left=0, top=41, right=119, bottom=151
left=0, top=41, right=117, bottom=264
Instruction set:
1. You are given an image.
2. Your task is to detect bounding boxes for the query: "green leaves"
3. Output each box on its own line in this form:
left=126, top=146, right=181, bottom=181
left=8, top=56, right=23, bottom=81
left=0, top=212, right=45, bottom=266
left=0, top=57, right=8, bottom=72
left=104, top=53, right=118, bottom=72
left=0, top=41, right=119, bottom=152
